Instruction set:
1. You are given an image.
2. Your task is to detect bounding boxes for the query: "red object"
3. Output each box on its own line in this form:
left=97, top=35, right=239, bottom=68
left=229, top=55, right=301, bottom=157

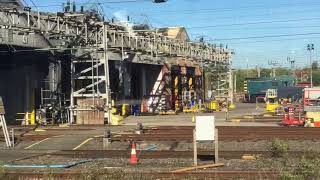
left=296, top=83, right=312, bottom=88
left=282, top=106, right=304, bottom=126
left=314, top=122, right=320, bottom=127
left=130, top=142, right=138, bottom=165
left=282, top=113, right=304, bottom=126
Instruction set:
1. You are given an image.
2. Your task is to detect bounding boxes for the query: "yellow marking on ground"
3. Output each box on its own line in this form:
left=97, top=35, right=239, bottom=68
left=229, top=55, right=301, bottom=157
left=243, top=115, right=254, bottom=119
left=59, top=124, right=70, bottom=128
left=263, top=114, right=273, bottom=117
left=231, top=119, right=241, bottom=123
left=34, top=128, right=46, bottom=132
left=93, top=135, right=103, bottom=138
left=52, top=135, right=64, bottom=138
left=24, top=138, right=51, bottom=150
left=23, top=135, right=64, bottom=150
left=73, top=138, right=93, bottom=150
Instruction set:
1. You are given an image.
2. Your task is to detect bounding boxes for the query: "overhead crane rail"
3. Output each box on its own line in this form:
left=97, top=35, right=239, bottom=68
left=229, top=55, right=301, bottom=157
left=0, top=7, right=232, bottom=64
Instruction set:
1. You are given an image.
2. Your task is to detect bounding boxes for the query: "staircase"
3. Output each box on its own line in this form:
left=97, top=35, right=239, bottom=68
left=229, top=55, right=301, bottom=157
left=0, top=97, right=11, bottom=148
left=0, top=114, right=11, bottom=148
left=147, top=64, right=172, bottom=113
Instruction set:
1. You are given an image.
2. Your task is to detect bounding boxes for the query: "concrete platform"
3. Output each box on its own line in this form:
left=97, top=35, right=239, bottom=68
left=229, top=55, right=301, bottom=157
left=123, top=103, right=270, bottom=126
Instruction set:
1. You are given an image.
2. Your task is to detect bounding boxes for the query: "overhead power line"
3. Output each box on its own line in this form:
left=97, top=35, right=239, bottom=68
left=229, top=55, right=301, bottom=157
left=227, top=36, right=320, bottom=45
left=217, top=25, right=320, bottom=31
left=186, top=17, right=320, bottom=29
left=21, top=0, right=29, bottom=6
left=189, top=25, right=320, bottom=34
left=210, top=32, right=320, bottom=41
left=143, top=1, right=320, bottom=14
left=180, top=7, right=320, bottom=24
left=28, top=0, right=38, bottom=9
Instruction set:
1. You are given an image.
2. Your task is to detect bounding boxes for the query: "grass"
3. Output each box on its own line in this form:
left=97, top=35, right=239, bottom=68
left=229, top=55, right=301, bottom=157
left=268, top=138, right=290, bottom=158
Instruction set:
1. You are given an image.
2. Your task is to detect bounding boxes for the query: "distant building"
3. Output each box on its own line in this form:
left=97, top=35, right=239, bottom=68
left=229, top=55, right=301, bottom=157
left=157, top=27, right=190, bottom=41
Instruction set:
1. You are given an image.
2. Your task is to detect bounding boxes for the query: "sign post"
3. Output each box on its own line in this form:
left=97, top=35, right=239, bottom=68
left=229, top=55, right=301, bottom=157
left=193, top=129, right=197, bottom=166
left=194, top=116, right=217, bottom=166
left=215, top=128, right=218, bottom=163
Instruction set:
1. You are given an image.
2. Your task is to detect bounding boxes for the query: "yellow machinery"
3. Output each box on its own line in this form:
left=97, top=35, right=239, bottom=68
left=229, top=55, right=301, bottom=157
left=205, top=100, right=219, bottom=111
left=229, top=103, right=236, bottom=109
left=183, top=105, right=199, bottom=113
left=121, top=104, right=130, bottom=116
left=111, top=114, right=123, bottom=125
left=159, top=110, right=177, bottom=115
left=17, top=90, right=36, bottom=125
left=182, top=90, right=200, bottom=113
left=110, top=100, right=123, bottom=126
left=265, top=89, right=280, bottom=113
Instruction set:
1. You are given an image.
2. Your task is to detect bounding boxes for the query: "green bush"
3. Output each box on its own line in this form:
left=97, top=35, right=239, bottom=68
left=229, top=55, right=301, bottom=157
left=295, top=158, right=320, bottom=180
left=279, top=171, right=300, bottom=180
left=279, top=158, right=320, bottom=180
left=269, top=139, right=290, bottom=158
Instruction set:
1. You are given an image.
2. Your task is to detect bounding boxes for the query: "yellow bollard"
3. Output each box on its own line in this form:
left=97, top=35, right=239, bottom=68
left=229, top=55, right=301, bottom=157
left=121, top=104, right=130, bottom=116
left=30, top=110, right=35, bottom=125
left=192, top=116, right=195, bottom=123
left=111, top=114, right=123, bottom=126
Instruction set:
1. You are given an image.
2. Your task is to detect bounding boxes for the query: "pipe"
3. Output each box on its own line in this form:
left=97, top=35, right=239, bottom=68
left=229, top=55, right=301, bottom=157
left=3, top=159, right=92, bottom=169
left=145, top=145, right=157, bottom=151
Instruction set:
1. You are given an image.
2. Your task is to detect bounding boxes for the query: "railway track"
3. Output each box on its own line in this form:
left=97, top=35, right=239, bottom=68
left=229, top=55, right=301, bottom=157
left=111, top=126, right=320, bottom=141
left=2, top=170, right=278, bottom=179
left=3, top=125, right=320, bottom=143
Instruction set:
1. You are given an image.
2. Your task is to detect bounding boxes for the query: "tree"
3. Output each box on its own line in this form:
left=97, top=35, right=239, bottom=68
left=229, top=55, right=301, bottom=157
left=312, top=61, right=318, bottom=70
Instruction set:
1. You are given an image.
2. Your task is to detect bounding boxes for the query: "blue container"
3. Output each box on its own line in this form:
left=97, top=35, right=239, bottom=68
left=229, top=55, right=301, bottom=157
left=132, top=105, right=140, bottom=116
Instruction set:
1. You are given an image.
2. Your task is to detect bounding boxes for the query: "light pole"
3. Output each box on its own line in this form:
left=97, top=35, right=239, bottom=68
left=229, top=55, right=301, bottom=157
left=307, top=44, right=314, bottom=87
left=246, top=58, right=249, bottom=77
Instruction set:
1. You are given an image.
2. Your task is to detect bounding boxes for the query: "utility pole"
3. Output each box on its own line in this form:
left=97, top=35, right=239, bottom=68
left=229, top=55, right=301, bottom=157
left=287, top=56, right=295, bottom=69
left=287, top=56, right=296, bottom=82
left=307, top=44, right=314, bottom=87
left=246, top=58, right=249, bottom=77
left=234, top=70, right=237, bottom=94
left=256, top=65, right=261, bottom=78
left=268, top=60, right=279, bottom=78
left=290, top=50, right=298, bottom=83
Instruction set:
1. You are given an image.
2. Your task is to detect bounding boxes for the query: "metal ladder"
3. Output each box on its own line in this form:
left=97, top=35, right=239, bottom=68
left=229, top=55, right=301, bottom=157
left=0, top=113, right=12, bottom=148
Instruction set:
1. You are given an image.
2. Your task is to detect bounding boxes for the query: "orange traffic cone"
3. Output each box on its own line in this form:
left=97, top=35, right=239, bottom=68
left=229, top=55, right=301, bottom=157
left=130, top=141, right=138, bottom=165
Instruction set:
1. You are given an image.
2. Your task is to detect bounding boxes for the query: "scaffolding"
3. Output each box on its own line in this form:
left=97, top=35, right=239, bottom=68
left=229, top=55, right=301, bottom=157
left=70, top=24, right=111, bottom=124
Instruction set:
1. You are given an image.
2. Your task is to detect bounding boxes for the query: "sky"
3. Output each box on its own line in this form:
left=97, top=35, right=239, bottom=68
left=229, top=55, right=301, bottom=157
left=22, top=0, right=320, bottom=69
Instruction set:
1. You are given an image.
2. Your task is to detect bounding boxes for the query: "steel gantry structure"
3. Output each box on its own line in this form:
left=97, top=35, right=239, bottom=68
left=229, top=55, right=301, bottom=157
left=0, top=4, right=232, bottom=123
